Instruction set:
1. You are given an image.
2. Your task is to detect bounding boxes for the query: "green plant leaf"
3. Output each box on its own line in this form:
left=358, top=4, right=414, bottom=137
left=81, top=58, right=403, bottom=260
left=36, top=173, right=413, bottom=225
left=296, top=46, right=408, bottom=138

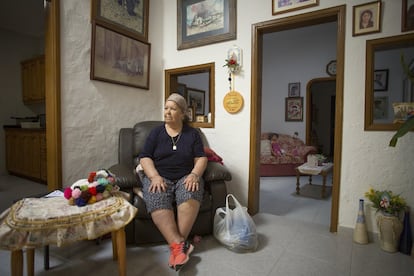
left=389, top=116, right=414, bottom=147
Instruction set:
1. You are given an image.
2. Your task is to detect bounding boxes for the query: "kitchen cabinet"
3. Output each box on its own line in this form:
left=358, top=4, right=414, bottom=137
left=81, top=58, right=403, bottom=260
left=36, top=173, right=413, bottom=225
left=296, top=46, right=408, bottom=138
left=4, top=128, right=47, bottom=183
left=21, top=55, right=45, bottom=104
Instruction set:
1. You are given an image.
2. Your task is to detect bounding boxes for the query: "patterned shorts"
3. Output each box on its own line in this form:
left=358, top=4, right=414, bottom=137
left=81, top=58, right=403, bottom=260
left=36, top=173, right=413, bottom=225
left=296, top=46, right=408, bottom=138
left=141, top=174, right=204, bottom=213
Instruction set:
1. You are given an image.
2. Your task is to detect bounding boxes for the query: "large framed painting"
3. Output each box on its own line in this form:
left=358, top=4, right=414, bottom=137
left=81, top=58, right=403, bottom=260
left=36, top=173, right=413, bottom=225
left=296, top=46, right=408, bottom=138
left=91, top=0, right=149, bottom=41
left=90, top=22, right=151, bottom=89
left=272, top=0, right=319, bottom=16
left=177, top=0, right=237, bottom=50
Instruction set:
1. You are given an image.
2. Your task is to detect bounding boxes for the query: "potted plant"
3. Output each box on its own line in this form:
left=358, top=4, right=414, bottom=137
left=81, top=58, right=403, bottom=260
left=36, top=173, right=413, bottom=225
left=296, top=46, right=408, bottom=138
left=365, top=188, right=407, bottom=252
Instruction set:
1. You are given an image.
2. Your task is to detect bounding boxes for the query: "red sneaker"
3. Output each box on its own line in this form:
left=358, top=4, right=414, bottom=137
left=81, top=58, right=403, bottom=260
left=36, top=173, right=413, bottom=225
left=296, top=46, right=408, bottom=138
left=168, top=241, right=194, bottom=271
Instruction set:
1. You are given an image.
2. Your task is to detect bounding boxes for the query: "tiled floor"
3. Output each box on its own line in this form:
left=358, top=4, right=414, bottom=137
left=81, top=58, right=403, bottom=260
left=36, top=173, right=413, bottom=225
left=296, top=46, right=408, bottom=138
left=0, top=174, right=413, bottom=275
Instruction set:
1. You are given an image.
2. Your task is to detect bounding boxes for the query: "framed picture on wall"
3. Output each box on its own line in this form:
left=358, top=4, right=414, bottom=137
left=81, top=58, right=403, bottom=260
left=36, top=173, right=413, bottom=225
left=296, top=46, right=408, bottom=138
left=177, top=0, right=236, bottom=50
left=373, top=96, right=388, bottom=120
left=272, top=0, right=319, bottom=15
left=187, top=106, right=195, bottom=122
left=91, top=0, right=149, bottom=41
left=373, top=69, right=389, bottom=91
left=402, top=0, right=414, bottom=32
left=285, top=97, right=303, bottom=122
left=288, top=82, right=300, bottom=97
left=352, top=1, right=382, bottom=36
left=90, top=23, right=151, bottom=89
left=187, top=88, right=205, bottom=115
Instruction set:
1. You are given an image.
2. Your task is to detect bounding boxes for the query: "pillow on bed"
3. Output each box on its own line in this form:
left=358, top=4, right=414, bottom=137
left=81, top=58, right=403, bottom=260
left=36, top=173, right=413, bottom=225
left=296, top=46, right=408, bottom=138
left=260, top=139, right=272, bottom=156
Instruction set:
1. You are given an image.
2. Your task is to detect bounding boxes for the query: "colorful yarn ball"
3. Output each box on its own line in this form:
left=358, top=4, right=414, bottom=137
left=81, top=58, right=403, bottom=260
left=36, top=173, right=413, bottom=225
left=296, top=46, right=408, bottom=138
left=63, top=187, right=72, bottom=199
left=95, top=193, right=103, bottom=201
left=88, top=186, right=97, bottom=196
left=72, top=188, right=82, bottom=199
left=75, top=197, right=87, bottom=207
left=88, top=172, right=96, bottom=183
left=96, top=184, right=105, bottom=193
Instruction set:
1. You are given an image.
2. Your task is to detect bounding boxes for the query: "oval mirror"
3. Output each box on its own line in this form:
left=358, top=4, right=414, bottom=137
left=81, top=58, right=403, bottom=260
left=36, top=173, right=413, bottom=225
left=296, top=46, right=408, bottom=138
left=365, top=33, right=414, bottom=131
left=165, top=62, right=215, bottom=128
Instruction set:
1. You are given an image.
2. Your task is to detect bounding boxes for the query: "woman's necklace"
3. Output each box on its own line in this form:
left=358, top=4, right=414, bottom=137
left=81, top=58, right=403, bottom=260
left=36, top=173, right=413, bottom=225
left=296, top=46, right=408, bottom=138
left=171, top=133, right=182, bottom=151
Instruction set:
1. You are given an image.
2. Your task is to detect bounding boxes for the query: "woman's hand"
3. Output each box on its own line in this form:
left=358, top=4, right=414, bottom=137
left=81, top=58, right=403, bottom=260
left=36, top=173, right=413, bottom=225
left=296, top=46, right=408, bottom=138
left=149, top=175, right=167, bottom=193
left=184, top=173, right=199, bottom=192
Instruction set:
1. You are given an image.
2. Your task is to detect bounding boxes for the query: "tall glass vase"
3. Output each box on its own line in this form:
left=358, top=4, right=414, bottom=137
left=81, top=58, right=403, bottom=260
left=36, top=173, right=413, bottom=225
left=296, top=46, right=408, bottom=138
left=353, top=199, right=369, bottom=244
left=377, top=211, right=403, bottom=253
left=399, top=207, right=413, bottom=255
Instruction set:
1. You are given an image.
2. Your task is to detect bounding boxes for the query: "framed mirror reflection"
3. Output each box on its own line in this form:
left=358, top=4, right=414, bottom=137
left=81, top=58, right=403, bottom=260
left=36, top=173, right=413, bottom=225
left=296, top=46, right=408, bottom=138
left=165, top=63, right=215, bottom=128
left=364, top=33, right=414, bottom=131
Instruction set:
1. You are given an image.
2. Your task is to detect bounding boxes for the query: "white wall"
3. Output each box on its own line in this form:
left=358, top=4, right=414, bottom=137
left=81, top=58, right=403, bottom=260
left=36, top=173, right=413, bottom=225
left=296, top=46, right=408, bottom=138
left=59, top=0, right=414, bottom=233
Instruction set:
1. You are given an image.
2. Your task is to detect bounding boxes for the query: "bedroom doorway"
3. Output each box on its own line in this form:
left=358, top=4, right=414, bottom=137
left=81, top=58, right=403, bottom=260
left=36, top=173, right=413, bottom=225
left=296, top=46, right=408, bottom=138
left=248, top=5, right=345, bottom=233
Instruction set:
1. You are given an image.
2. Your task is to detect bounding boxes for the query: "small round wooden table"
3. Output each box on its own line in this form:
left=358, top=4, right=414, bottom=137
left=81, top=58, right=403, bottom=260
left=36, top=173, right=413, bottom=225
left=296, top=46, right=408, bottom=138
left=0, top=194, right=137, bottom=276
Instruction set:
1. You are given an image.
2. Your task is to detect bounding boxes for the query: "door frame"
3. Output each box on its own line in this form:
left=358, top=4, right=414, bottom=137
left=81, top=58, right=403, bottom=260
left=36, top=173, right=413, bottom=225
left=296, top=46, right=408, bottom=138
left=248, top=5, right=345, bottom=232
left=45, top=0, right=62, bottom=191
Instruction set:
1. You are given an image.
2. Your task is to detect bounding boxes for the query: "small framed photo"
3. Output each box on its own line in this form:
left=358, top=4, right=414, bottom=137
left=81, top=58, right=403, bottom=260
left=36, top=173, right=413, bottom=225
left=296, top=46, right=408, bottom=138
left=352, top=1, right=382, bottom=36
left=402, top=0, right=414, bottom=32
left=288, top=82, right=300, bottom=97
left=373, top=69, right=389, bottom=91
left=187, top=106, right=195, bottom=122
left=177, top=0, right=236, bottom=50
left=285, top=97, right=303, bottom=122
left=373, top=96, right=388, bottom=120
left=187, top=87, right=205, bottom=115
left=91, top=0, right=149, bottom=42
left=90, top=22, right=151, bottom=89
left=272, top=0, right=319, bottom=15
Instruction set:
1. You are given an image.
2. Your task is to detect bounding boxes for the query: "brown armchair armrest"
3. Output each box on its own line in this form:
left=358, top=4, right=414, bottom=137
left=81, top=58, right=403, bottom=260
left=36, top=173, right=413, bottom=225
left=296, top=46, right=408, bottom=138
left=203, top=162, right=232, bottom=182
left=108, top=163, right=140, bottom=190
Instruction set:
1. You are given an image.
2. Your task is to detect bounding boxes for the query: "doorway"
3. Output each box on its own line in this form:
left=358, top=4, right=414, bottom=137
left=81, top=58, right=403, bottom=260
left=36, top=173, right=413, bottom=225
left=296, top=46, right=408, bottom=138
left=306, top=77, right=336, bottom=161
left=248, top=6, right=345, bottom=232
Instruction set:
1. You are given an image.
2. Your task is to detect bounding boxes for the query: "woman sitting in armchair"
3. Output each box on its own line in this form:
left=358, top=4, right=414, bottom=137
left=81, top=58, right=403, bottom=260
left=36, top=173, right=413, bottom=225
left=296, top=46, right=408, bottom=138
left=138, top=93, right=208, bottom=271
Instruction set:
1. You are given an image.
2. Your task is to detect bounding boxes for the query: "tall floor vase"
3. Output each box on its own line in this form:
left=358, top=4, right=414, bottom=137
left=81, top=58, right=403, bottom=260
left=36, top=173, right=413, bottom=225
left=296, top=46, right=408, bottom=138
left=376, top=212, right=403, bottom=253
left=353, top=199, right=369, bottom=244
left=399, top=207, right=412, bottom=255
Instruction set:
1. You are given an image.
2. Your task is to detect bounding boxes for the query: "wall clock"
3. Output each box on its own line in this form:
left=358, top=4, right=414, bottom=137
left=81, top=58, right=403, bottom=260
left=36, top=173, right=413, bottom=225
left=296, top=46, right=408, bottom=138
left=326, top=60, right=337, bottom=76
left=223, top=91, right=244, bottom=114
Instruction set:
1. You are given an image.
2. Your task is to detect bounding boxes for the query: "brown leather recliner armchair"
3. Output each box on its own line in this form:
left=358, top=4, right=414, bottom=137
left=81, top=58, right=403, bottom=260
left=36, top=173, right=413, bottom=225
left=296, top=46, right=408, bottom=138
left=108, top=121, right=232, bottom=245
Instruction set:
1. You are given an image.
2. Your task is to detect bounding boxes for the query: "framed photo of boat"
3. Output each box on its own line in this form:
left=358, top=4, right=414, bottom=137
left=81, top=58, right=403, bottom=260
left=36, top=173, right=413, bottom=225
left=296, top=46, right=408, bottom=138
left=177, top=0, right=236, bottom=50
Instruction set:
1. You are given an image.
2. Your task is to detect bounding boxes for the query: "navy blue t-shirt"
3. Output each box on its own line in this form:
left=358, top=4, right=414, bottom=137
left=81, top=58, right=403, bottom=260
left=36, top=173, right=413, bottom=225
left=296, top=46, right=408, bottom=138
left=139, top=124, right=206, bottom=180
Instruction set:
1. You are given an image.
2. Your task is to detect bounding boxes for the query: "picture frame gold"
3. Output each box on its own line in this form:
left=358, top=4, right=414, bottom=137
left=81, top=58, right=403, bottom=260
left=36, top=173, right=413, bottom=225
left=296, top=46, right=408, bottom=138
left=352, top=1, right=382, bottom=37
left=272, top=0, right=319, bottom=16
left=91, top=0, right=149, bottom=41
left=177, top=0, right=237, bottom=50
left=90, top=22, right=151, bottom=89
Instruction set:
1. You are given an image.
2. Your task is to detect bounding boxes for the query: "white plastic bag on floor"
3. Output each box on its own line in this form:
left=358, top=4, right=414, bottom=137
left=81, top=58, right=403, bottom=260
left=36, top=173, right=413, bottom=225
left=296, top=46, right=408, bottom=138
left=213, top=194, right=258, bottom=252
